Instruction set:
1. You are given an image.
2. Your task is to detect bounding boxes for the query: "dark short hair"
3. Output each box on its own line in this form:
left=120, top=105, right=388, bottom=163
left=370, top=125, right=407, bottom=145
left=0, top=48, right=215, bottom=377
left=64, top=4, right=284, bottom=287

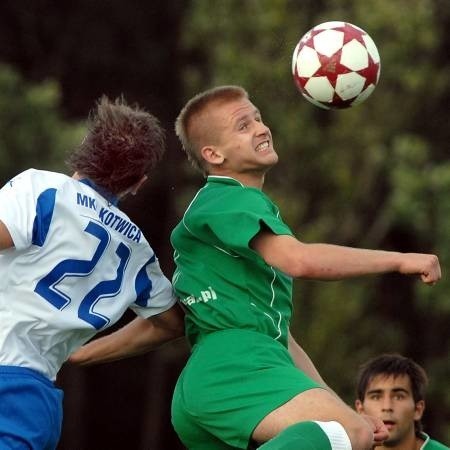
left=67, top=96, right=165, bottom=195
left=356, top=353, right=428, bottom=434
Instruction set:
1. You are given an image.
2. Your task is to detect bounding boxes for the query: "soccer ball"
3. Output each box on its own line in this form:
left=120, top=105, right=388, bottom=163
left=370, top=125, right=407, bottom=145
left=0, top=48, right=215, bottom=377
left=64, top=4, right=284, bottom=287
left=292, top=21, right=381, bottom=109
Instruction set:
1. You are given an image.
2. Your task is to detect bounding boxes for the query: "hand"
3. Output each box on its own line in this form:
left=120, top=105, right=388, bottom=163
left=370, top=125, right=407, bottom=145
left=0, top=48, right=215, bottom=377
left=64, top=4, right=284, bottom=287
left=399, top=253, right=441, bottom=284
left=360, top=414, right=389, bottom=446
left=66, top=347, right=88, bottom=365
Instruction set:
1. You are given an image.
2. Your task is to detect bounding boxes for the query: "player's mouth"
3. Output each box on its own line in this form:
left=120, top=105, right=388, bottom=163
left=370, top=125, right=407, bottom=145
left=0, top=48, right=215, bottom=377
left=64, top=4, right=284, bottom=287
left=383, top=420, right=396, bottom=431
left=255, top=140, right=270, bottom=152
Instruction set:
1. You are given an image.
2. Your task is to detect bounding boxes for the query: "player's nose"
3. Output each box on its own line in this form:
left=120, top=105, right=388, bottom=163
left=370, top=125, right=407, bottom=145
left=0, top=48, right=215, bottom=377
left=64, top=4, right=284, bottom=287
left=255, top=119, right=270, bottom=136
left=381, top=397, right=394, bottom=411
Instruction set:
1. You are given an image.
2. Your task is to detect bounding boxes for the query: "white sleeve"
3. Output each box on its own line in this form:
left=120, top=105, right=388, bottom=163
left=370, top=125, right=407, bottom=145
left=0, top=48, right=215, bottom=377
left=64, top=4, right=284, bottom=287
left=0, top=170, right=41, bottom=250
left=130, top=258, right=178, bottom=318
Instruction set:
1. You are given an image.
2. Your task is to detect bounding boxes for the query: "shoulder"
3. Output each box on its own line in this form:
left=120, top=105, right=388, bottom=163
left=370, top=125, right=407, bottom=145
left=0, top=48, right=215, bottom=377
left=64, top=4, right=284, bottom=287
left=8, top=168, right=69, bottom=189
left=2, top=169, right=72, bottom=200
left=427, top=440, right=450, bottom=450
left=196, top=182, right=276, bottom=213
left=428, top=440, right=450, bottom=450
left=421, top=433, right=450, bottom=450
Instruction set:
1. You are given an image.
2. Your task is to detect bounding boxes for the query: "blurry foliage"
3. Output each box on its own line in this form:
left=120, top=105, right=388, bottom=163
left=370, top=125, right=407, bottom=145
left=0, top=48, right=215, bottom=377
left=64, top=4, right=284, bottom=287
left=0, top=4, right=189, bottom=448
left=0, top=64, right=84, bottom=185
left=0, top=0, right=448, bottom=445
left=179, top=0, right=450, bottom=441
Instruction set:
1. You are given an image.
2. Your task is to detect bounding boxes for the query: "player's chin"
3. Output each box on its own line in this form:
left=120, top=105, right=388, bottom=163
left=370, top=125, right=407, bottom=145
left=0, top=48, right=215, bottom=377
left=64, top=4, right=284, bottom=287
left=258, top=149, right=278, bottom=164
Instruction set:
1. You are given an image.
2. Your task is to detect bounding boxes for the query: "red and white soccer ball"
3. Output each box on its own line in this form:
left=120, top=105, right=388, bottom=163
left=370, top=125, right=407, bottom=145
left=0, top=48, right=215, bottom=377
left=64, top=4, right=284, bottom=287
left=292, top=21, right=381, bottom=109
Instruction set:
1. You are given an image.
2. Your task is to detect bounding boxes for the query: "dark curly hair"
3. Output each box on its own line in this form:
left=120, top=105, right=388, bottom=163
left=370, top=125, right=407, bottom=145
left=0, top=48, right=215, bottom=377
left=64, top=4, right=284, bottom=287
left=67, top=96, right=165, bottom=195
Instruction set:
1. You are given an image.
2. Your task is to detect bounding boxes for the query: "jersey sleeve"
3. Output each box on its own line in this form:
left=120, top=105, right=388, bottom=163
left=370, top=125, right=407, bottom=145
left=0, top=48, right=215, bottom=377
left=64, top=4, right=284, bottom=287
left=193, top=188, right=293, bottom=258
left=0, top=169, right=44, bottom=250
left=130, top=256, right=178, bottom=318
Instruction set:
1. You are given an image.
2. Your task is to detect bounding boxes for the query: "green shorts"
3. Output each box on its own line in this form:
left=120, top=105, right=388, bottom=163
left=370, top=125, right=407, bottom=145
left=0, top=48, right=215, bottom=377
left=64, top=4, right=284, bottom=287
left=171, top=329, right=321, bottom=450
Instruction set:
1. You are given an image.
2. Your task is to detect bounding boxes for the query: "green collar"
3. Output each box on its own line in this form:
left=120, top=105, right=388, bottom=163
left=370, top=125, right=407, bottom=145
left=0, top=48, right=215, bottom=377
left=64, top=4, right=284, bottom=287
left=206, top=176, right=244, bottom=187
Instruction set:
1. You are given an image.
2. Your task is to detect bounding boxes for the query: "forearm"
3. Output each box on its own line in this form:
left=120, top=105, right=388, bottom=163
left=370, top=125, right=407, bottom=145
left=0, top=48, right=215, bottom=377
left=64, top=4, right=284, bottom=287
left=299, top=244, right=441, bottom=283
left=288, top=332, right=333, bottom=392
left=297, top=243, right=403, bottom=279
left=251, top=232, right=440, bottom=283
left=69, top=314, right=183, bottom=365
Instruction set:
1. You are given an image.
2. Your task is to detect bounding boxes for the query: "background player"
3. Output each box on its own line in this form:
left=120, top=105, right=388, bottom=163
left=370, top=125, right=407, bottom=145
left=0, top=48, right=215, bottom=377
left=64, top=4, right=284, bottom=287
left=0, top=96, right=184, bottom=449
left=355, top=353, right=449, bottom=450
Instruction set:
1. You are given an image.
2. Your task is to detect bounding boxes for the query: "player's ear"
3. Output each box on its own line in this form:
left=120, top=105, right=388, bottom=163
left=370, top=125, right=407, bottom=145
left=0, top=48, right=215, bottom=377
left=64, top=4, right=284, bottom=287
left=414, top=400, right=425, bottom=421
left=201, top=145, right=225, bottom=166
left=354, top=399, right=364, bottom=413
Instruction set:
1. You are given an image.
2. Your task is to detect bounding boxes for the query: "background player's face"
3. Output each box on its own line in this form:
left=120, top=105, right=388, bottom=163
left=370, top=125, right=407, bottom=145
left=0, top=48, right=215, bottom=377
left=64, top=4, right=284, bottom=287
left=203, top=97, right=278, bottom=175
left=355, top=374, right=424, bottom=446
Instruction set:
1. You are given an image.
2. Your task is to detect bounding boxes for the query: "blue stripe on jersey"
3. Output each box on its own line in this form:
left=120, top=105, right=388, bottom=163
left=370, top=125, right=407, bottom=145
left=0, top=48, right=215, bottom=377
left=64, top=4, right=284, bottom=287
left=32, top=188, right=57, bottom=246
left=78, top=178, right=118, bottom=206
left=134, top=254, right=156, bottom=307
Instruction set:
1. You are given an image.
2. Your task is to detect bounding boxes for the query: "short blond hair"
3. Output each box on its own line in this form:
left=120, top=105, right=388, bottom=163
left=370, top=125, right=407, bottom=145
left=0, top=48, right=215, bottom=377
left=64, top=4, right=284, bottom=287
left=175, top=85, right=248, bottom=175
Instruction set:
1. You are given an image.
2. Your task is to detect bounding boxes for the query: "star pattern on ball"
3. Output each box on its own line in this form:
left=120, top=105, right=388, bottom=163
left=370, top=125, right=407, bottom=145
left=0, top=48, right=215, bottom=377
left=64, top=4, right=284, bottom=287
left=314, top=49, right=350, bottom=87
left=292, top=21, right=381, bottom=109
left=300, top=28, right=327, bottom=48
left=336, top=23, right=367, bottom=46
left=357, top=53, right=380, bottom=89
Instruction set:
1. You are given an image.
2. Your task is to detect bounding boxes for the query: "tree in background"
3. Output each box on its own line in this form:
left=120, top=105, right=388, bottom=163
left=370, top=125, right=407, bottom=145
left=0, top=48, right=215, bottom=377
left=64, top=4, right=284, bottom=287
left=0, top=2, right=190, bottom=449
left=0, top=0, right=448, bottom=447
left=0, top=64, right=84, bottom=182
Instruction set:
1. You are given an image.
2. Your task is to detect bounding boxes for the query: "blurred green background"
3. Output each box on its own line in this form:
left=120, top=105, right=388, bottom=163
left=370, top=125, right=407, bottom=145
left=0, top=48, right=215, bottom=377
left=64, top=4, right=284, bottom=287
left=0, top=1, right=448, bottom=448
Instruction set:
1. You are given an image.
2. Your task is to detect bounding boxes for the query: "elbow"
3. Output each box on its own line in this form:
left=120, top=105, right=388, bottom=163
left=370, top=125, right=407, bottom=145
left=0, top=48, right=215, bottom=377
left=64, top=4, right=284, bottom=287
left=281, top=256, right=316, bottom=279
left=162, top=305, right=185, bottom=341
left=267, top=239, right=319, bottom=279
left=172, top=320, right=185, bottom=339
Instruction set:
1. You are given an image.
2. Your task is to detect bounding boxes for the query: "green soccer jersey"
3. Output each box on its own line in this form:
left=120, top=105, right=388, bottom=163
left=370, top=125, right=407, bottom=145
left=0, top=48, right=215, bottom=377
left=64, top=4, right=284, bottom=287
left=420, top=433, right=450, bottom=450
left=171, top=176, right=294, bottom=348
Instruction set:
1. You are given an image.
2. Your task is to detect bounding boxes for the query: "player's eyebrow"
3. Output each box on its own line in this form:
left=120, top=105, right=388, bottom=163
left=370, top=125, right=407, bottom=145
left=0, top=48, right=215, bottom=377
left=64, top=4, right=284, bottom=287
left=366, top=387, right=410, bottom=396
left=366, top=388, right=383, bottom=395
left=391, top=387, right=410, bottom=394
left=233, top=108, right=261, bottom=125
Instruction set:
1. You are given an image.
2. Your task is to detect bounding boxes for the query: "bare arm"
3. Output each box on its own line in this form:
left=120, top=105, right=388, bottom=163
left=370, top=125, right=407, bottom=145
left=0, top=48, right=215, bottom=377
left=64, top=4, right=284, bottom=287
left=287, top=331, right=341, bottom=398
left=68, top=303, right=185, bottom=365
left=0, top=220, right=14, bottom=250
left=288, top=332, right=389, bottom=443
left=251, top=231, right=441, bottom=283
left=288, top=331, right=328, bottom=387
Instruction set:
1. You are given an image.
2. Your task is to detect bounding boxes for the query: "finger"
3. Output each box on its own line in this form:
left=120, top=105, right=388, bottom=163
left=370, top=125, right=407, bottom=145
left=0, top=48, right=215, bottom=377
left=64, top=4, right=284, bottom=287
left=373, top=430, right=389, bottom=442
left=421, top=271, right=440, bottom=284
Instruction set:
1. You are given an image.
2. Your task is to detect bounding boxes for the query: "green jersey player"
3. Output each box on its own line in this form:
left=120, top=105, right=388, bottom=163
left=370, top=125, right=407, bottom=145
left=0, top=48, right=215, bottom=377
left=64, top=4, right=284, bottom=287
left=169, top=85, right=441, bottom=450
left=68, top=86, right=441, bottom=449
left=355, top=354, right=449, bottom=450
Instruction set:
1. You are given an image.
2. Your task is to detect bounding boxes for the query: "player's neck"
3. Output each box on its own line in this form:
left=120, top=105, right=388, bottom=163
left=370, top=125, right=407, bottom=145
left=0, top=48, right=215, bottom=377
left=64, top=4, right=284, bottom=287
left=235, top=173, right=265, bottom=189
left=208, top=170, right=266, bottom=190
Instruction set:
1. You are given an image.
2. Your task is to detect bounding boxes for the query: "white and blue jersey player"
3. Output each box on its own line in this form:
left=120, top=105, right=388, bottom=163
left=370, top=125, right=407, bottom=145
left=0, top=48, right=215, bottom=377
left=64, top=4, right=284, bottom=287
left=0, top=168, right=181, bottom=448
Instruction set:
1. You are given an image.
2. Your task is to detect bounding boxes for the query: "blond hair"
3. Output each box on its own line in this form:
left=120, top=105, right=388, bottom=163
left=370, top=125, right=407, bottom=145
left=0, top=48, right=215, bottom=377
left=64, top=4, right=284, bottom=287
left=175, top=85, right=248, bottom=175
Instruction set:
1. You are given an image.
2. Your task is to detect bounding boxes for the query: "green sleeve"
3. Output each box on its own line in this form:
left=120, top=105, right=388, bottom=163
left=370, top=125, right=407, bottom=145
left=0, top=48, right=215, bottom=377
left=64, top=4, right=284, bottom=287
left=193, top=188, right=293, bottom=258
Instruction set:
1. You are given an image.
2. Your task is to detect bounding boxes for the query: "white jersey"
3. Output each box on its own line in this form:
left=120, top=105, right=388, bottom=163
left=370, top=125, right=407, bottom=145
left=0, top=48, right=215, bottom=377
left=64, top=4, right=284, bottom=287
left=0, top=169, right=176, bottom=381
